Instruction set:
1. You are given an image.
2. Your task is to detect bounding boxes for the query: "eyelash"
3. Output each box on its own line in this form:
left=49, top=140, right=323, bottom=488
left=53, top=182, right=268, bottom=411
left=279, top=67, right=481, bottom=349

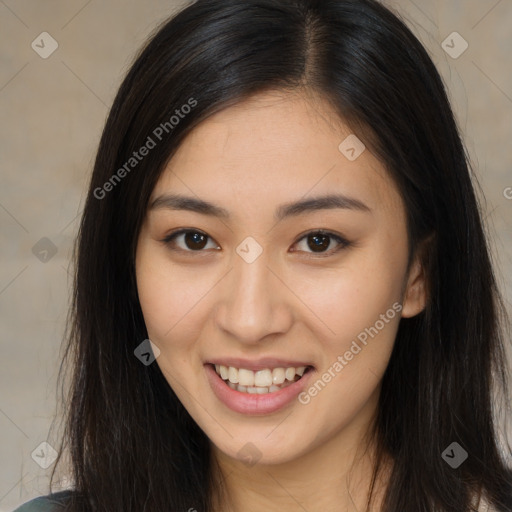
left=160, top=228, right=351, bottom=258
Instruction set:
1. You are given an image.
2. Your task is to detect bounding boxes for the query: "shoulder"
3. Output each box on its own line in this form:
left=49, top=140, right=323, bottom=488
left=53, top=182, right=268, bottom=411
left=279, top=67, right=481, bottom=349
left=11, top=490, right=75, bottom=512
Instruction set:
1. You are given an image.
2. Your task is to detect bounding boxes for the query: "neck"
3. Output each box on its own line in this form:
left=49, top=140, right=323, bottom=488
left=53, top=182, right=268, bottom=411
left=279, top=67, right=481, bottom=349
left=210, top=394, right=391, bottom=512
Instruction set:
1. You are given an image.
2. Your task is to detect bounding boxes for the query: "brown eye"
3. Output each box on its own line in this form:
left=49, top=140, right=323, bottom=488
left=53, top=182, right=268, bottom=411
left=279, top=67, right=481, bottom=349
left=307, top=233, right=331, bottom=252
left=292, top=230, right=351, bottom=256
left=162, top=229, right=219, bottom=252
left=183, top=231, right=208, bottom=250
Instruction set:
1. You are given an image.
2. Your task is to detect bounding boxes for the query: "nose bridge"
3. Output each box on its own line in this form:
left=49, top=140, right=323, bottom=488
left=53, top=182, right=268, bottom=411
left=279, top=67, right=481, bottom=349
left=215, top=243, right=290, bottom=343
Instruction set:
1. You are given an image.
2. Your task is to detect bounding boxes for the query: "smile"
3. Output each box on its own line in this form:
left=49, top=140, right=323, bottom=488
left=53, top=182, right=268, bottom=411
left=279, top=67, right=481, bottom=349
left=205, top=361, right=314, bottom=415
left=214, top=364, right=309, bottom=394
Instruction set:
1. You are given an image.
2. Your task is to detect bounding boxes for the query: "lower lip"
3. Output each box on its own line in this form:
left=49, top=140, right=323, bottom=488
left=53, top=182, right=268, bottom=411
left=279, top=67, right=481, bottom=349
left=205, top=364, right=313, bottom=415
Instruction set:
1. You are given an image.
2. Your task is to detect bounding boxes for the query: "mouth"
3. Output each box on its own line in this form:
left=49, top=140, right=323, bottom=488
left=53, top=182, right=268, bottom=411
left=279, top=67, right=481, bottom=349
left=211, top=363, right=313, bottom=394
left=205, top=361, right=315, bottom=414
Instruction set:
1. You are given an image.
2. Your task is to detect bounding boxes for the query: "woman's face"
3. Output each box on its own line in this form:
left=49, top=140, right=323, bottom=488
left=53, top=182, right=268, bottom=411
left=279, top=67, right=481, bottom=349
left=135, top=90, right=425, bottom=465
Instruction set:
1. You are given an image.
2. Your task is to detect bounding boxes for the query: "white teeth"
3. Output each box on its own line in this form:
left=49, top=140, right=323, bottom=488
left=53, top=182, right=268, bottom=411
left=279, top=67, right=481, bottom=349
left=285, top=367, right=296, bottom=381
left=254, top=369, right=272, bottom=387
left=228, top=367, right=239, bottom=384
left=213, top=364, right=310, bottom=394
left=272, top=368, right=286, bottom=385
left=238, top=368, right=255, bottom=386
left=219, top=365, right=229, bottom=380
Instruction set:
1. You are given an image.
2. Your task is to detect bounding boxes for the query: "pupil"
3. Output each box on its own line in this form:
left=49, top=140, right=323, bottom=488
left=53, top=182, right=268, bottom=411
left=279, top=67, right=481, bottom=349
left=185, top=232, right=207, bottom=250
left=308, top=234, right=329, bottom=252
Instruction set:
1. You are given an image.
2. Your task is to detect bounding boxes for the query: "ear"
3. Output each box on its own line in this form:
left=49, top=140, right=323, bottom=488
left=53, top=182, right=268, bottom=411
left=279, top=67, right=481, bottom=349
left=400, top=237, right=432, bottom=318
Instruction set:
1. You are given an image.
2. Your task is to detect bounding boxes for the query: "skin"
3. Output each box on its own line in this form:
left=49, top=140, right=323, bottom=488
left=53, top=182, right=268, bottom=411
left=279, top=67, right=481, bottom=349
left=135, top=89, right=427, bottom=511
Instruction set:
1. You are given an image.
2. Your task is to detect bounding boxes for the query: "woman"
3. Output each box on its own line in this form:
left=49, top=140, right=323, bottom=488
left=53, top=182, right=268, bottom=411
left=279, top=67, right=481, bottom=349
left=13, top=0, right=512, bottom=510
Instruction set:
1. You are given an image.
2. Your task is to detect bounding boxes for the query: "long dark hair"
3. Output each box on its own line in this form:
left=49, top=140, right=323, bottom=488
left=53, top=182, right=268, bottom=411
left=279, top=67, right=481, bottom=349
left=48, top=0, right=512, bottom=510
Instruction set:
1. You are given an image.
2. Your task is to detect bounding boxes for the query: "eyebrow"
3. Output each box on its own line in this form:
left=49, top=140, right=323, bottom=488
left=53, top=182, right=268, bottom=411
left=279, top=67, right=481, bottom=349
left=149, top=193, right=372, bottom=221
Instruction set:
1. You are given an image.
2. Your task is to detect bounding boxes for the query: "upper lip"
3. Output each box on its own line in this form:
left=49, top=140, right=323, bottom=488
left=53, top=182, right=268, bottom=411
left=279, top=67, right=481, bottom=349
left=206, top=357, right=313, bottom=371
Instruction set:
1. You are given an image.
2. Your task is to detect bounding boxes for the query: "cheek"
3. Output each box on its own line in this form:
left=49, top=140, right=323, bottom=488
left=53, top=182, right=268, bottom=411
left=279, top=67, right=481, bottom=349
left=299, top=310, right=400, bottom=429
left=136, top=248, right=208, bottom=345
left=295, top=248, right=405, bottom=345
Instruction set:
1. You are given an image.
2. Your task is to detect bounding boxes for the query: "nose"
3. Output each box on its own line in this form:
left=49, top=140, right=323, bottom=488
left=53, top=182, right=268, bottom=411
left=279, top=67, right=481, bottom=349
left=214, top=248, right=294, bottom=345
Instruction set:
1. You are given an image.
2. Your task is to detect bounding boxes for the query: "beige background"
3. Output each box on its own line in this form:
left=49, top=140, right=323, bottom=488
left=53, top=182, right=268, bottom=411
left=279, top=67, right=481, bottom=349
left=1, top=0, right=511, bottom=510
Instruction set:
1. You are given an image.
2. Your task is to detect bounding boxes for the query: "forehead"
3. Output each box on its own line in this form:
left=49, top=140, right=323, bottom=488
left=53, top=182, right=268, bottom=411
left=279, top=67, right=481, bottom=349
left=151, top=90, right=404, bottom=220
